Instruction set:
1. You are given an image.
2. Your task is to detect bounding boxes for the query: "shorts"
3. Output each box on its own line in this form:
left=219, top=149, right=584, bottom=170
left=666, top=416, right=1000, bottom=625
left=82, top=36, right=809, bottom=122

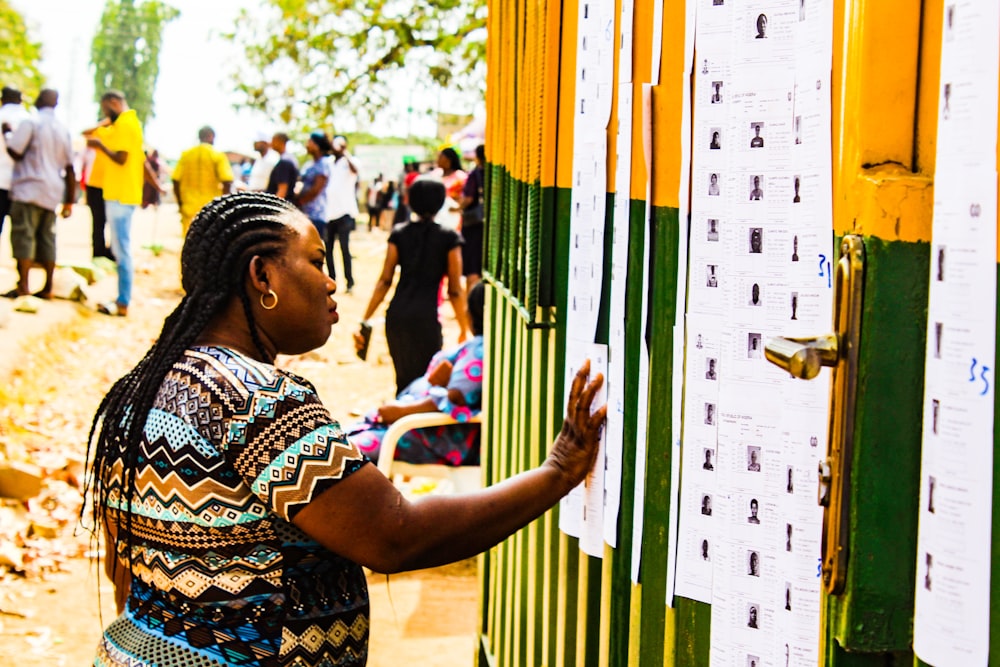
left=10, top=201, right=57, bottom=263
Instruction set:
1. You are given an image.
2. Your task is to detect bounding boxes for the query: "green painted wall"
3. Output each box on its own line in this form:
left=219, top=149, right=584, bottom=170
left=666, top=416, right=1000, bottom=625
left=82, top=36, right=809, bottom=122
left=480, top=178, right=977, bottom=666
left=634, top=204, right=681, bottom=663
left=825, top=235, right=927, bottom=664
left=482, top=163, right=687, bottom=665
left=992, top=261, right=1000, bottom=667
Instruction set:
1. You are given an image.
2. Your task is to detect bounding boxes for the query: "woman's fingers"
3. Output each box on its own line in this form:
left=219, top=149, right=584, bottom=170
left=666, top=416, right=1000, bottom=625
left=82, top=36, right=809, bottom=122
left=574, top=373, right=604, bottom=427
left=580, top=373, right=603, bottom=411
left=588, top=404, right=608, bottom=436
left=568, top=359, right=590, bottom=415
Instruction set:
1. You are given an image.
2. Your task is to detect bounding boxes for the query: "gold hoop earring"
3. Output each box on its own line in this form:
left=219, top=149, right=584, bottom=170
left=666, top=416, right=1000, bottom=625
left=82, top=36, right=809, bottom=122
left=260, top=289, right=278, bottom=310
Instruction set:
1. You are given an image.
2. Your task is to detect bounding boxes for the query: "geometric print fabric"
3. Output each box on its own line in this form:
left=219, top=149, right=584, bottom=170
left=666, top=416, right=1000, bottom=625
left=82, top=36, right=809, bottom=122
left=97, top=346, right=370, bottom=666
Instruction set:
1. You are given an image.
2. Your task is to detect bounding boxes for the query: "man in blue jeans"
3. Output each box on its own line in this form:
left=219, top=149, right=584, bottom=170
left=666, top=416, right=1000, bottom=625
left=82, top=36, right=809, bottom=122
left=323, top=135, right=359, bottom=292
left=84, top=91, right=144, bottom=317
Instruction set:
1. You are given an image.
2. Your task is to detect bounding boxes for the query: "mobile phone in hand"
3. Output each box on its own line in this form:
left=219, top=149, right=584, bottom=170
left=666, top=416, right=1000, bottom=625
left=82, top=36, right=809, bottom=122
left=357, top=322, right=373, bottom=361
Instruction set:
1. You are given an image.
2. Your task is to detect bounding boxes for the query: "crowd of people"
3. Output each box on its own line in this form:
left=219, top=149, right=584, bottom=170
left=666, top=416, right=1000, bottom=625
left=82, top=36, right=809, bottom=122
left=0, top=84, right=588, bottom=665
left=0, top=80, right=490, bottom=460
left=0, top=85, right=152, bottom=317
left=0, top=81, right=488, bottom=320
left=223, top=129, right=489, bottom=407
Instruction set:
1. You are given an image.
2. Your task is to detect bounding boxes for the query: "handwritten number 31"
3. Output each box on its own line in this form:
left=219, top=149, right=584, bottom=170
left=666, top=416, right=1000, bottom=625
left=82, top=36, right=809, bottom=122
left=817, top=254, right=832, bottom=288
left=969, top=357, right=991, bottom=396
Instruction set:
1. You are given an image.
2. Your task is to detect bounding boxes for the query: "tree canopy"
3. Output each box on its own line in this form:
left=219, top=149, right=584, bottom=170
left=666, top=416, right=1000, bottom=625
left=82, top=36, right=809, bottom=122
left=227, top=0, right=486, bottom=132
left=90, top=0, right=179, bottom=126
left=0, top=1, right=43, bottom=99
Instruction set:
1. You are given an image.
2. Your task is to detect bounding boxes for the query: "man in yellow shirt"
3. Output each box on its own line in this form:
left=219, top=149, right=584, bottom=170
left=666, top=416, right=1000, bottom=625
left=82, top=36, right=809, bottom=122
left=84, top=90, right=144, bottom=317
left=171, top=126, right=233, bottom=237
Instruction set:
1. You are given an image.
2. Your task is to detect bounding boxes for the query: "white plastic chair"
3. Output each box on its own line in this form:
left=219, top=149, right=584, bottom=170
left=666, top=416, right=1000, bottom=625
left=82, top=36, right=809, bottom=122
left=376, top=412, right=483, bottom=493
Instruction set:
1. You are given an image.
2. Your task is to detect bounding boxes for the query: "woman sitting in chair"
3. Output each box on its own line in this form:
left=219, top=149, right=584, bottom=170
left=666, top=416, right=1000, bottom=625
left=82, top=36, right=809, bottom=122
left=349, top=281, right=485, bottom=465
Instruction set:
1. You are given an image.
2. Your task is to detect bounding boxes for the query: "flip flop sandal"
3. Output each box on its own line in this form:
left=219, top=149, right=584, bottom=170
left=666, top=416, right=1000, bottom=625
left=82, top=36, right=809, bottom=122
left=13, top=295, right=41, bottom=313
left=97, top=301, right=127, bottom=317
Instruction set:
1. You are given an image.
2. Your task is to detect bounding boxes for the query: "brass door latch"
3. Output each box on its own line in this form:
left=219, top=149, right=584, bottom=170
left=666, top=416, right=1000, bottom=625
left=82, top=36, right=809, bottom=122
left=764, top=235, right=865, bottom=594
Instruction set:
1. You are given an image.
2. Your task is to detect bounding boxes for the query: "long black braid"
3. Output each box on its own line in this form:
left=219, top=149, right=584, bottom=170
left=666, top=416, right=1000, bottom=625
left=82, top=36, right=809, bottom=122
left=83, top=192, right=299, bottom=575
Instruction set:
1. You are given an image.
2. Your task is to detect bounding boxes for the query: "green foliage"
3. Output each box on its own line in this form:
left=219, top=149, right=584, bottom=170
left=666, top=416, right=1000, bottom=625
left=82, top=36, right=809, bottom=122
left=226, top=0, right=486, bottom=132
left=0, top=1, right=43, bottom=99
left=90, top=0, right=179, bottom=126
left=344, top=131, right=435, bottom=152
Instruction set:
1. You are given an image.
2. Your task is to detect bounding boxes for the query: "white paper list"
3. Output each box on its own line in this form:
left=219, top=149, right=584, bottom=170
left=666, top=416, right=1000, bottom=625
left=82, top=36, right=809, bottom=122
left=674, top=1, right=833, bottom=665
left=913, top=2, right=999, bottom=665
left=561, top=0, right=615, bottom=549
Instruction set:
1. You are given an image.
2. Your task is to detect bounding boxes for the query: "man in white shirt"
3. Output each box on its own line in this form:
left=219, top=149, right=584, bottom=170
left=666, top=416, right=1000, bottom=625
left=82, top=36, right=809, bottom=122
left=0, top=86, right=30, bottom=237
left=323, top=134, right=360, bottom=292
left=246, top=130, right=279, bottom=192
left=5, top=89, right=75, bottom=299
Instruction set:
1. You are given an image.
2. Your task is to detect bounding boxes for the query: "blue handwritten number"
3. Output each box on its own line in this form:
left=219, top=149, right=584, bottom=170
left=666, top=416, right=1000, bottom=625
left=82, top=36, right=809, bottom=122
left=817, top=255, right=832, bottom=288
left=969, top=357, right=991, bottom=396
left=817, top=558, right=822, bottom=578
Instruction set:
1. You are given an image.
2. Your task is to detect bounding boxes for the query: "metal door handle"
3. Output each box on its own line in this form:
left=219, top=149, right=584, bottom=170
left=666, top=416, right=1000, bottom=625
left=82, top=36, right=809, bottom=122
left=763, top=236, right=865, bottom=595
left=764, top=334, right=839, bottom=379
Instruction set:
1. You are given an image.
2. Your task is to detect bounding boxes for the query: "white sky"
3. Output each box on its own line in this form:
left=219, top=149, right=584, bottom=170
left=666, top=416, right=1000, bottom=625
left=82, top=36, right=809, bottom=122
left=11, top=0, right=467, bottom=159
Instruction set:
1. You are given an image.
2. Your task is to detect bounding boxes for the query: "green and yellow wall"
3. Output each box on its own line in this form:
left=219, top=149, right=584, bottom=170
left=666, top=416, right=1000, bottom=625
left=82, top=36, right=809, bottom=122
left=478, top=0, right=998, bottom=665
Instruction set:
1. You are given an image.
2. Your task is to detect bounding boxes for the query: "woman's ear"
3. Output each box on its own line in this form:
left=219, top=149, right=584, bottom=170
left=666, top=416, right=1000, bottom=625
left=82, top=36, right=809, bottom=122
left=247, top=255, right=271, bottom=295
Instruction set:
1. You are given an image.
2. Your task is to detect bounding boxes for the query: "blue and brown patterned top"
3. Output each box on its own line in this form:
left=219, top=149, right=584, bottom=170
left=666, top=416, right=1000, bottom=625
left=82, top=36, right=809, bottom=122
left=95, top=346, right=370, bottom=667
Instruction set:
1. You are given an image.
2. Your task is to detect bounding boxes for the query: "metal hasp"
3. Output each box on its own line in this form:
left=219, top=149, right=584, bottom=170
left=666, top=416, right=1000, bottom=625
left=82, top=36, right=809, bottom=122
left=763, top=235, right=865, bottom=595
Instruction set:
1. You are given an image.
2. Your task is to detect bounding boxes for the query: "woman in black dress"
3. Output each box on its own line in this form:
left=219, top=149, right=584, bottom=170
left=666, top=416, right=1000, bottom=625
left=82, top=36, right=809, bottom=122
left=357, top=177, right=471, bottom=394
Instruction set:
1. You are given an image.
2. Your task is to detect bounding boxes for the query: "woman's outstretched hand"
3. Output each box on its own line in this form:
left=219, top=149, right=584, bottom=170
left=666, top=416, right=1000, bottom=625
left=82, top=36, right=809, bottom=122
left=545, top=360, right=607, bottom=493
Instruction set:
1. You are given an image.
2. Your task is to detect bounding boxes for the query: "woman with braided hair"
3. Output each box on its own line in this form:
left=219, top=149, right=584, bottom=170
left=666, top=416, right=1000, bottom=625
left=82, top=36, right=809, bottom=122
left=85, top=191, right=606, bottom=667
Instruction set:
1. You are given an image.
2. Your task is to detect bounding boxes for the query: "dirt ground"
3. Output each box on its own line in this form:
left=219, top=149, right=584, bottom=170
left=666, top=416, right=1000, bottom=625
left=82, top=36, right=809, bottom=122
left=0, top=203, right=479, bottom=666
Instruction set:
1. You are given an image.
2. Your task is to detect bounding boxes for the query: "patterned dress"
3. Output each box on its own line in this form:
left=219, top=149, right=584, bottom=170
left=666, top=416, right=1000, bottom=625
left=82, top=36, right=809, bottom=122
left=348, top=336, right=483, bottom=465
left=95, top=346, right=370, bottom=667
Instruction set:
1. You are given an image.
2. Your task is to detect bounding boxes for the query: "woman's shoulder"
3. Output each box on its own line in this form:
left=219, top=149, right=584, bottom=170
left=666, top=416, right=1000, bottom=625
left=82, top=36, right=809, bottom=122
left=183, top=346, right=291, bottom=396
left=388, top=220, right=416, bottom=241
left=437, top=224, right=463, bottom=245
left=182, top=347, right=331, bottom=424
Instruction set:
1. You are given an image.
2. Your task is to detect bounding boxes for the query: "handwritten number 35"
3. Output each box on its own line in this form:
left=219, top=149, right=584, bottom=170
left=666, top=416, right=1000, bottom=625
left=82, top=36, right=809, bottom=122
left=969, top=357, right=991, bottom=396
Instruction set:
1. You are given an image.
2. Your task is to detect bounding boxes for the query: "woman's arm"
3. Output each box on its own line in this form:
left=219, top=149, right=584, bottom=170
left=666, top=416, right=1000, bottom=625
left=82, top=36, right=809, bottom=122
left=293, top=361, right=606, bottom=573
left=297, top=173, right=328, bottom=207
left=375, top=356, right=456, bottom=423
left=445, top=247, right=470, bottom=341
left=143, top=159, right=160, bottom=188
left=377, top=398, right=439, bottom=425
left=362, top=243, right=398, bottom=321
left=355, top=244, right=399, bottom=352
